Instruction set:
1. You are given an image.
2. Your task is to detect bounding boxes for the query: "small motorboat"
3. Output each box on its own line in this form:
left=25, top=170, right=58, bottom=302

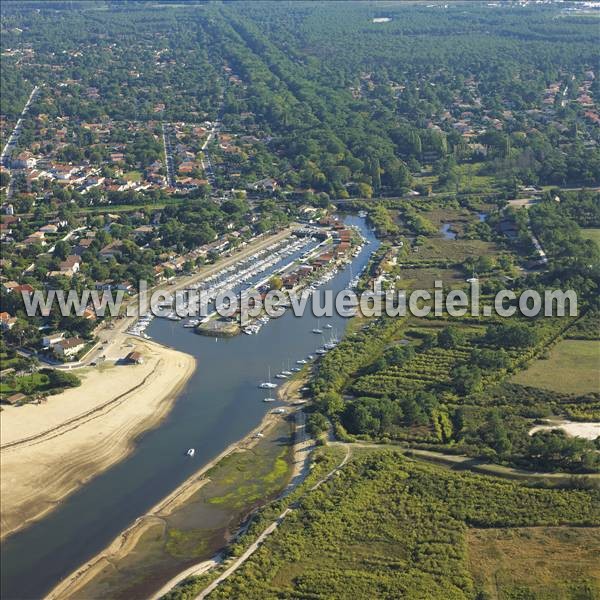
left=186, top=448, right=195, bottom=457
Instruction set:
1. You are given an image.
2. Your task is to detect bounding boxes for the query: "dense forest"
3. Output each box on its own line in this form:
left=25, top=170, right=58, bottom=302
left=2, top=1, right=599, bottom=196
left=1, top=3, right=598, bottom=599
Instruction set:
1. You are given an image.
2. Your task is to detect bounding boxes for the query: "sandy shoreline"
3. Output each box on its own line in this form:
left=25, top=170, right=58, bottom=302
left=45, top=408, right=289, bottom=600
left=47, top=377, right=314, bottom=600
left=0, top=337, right=196, bottom=541
left=45, top=374, right=311, bottom=600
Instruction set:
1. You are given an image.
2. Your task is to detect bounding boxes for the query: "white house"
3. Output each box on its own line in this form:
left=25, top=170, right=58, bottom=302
left=42, top=331, right=65, bottom=348
left=53, top=337, right=85, bottom=358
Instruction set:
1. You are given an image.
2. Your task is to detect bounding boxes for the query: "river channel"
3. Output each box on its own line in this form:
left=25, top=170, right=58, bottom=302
left=0, top=216, right=378, bottom=599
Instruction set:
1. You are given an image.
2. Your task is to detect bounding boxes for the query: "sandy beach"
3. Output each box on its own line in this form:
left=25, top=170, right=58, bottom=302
left=0, top=337, right=195, bottom=541
left=0, top=228, right=299, bottom=543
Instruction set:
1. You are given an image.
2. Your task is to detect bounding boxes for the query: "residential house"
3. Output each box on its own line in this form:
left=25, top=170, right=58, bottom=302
left=312, top=252, right=334, bottom=268
left=2, top=281, right=19, bottom=293
left=99, top=241, right=124, bottom=260
left=42, top=331, right=65, bottom=348
left=39, top=223, right=59, bottom=234
left=22, top=231, right=46, bottom=246
left=114, top=281, right=134, bottom=293
left=51, top=164, right=78, bottom=181
left=74, top=237, right=94, bottom=255
left=53, top=337, right=86, bottom=358
left=3, top=393, right=26, bottom=405
left=133, top=225, right=154, bottom=237
left=82, top=307, right=97, bottom=320
left=1, top=215, right=19, bottom=226
left=250, top=177, right=278, bottom=192
left=0, top=311, right=17, bottom=330
left=125, top=351, right=144, bottom=364
left=0, top=222, right=13, bottom=240
left=59, top=255, right=82, bottom=276
left=11, top=151, right=36, bottom=169
left=12, top=284, right=34, bottom=296
left=282, top=273, right=300, bottom=289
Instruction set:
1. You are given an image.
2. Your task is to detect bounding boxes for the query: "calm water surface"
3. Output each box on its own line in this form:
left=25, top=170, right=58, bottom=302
left=0, top=216, right=378, bottom=599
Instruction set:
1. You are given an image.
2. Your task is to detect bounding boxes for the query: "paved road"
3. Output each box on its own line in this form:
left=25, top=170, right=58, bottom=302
left=1, top=85, right=39, bottom=199
left=0, top=85, right=39, bottom=166
left=161, top=123, right=176, bottom=188
left=200, top=120, right=219, bottom=188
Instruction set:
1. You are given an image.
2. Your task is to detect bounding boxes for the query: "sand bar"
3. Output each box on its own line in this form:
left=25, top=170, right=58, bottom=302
left=0, top=337, right=195, bottom=541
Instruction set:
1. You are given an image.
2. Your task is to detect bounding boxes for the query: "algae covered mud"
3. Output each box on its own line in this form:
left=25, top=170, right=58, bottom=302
left=0, top=216, right=378, bottom=600
left=48, top=416, right=294, bottom=600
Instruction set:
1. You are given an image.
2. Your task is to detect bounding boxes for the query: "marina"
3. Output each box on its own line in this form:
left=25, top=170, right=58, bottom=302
left=0, top=217, right=379, bottom=599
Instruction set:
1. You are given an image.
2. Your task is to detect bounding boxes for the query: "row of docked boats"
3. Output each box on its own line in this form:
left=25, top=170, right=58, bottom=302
left=188, top=236, right=315, bottom=303
left=126, top=314, right=154, bottom=337
left=258, top=330, right=340, bottom=401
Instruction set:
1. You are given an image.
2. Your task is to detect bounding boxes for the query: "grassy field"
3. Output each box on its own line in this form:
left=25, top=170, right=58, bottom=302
left=581, top=228, right=600, bottom=247
left=512, top=339, right=600, bottom=395
left=0, top=352, right=30, bottom=372
left=410, top=237, right=499, bottom=262
left=399, top=265, right=465, bottom=288
left=123, top=170, right=142, bottom=182
left=467, top=527, right=600, bottom=600
left=412, top=163, right=496, bottom=194
left=0, top=372, right=49, bottom=398
left=422, top=206, right=474, bottom=229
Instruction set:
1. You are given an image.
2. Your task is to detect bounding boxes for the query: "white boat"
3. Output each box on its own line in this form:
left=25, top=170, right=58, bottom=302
left=275, top=373, right=289, bottom=379
left=263, top=397, right=277, bottom=402
left=324, top=323, right=333, bottom=329
left=296, top=359, right=308, bottom=365
left=259, top=367, right=277, bottom=389
left=281, top=370, right=293, bottom=376
left=312, top=319, right=323, bottom=334
left=186, top=448, right=195, bottom=457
